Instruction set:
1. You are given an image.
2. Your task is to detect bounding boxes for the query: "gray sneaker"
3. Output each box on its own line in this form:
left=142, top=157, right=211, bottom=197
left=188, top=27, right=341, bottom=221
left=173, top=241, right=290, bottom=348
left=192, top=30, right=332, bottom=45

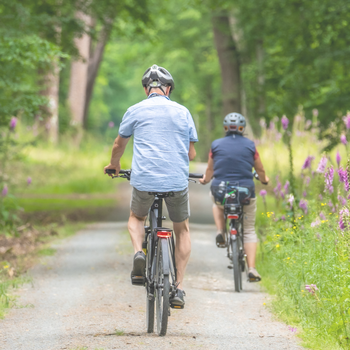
left=170, top=289, right=186, bottom=309
left=248, top=267, right=261, bottom=282
left=131, top=251, right=146, bottom=286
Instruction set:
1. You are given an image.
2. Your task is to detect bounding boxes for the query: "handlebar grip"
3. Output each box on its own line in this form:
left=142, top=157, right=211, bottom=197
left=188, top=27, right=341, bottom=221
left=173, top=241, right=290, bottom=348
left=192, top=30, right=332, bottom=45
left=119, top=170, right=128, bottom=174
left=106, top=169, right=116, bottom=174
left=189, top=173, right=203, bottom=179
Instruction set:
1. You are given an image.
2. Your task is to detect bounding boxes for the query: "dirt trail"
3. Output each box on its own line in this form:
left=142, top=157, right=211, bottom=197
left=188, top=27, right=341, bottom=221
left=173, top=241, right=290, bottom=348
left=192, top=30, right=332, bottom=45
left=0, top=221, right=301, bottom=350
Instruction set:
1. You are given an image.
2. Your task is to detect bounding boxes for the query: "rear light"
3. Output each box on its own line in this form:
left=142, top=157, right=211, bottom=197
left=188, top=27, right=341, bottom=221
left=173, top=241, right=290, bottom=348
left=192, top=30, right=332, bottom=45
left=157, top=230, right=172, bottom=238
left=230, top=229, right=237, bottom=235
left=227, top=214, right=239, bottom=219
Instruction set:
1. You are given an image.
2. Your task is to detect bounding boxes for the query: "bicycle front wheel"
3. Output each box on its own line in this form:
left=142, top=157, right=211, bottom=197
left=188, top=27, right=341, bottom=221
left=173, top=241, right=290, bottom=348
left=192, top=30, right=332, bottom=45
left=155, top=240, right=170, bottom=336
left=231, top=238, right=241, bottom=292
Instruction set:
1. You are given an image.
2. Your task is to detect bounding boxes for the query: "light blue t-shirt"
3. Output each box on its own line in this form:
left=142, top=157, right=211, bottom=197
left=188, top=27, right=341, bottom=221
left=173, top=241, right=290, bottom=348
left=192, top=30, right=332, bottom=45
left=119, top=94, right=198, bottom=192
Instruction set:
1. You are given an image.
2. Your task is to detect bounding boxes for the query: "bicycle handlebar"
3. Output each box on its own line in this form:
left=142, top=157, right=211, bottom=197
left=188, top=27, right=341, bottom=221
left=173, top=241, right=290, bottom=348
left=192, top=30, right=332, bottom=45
left=189, top=173, right=203, bottom=179
left=106, top=169, right=203, bottom=180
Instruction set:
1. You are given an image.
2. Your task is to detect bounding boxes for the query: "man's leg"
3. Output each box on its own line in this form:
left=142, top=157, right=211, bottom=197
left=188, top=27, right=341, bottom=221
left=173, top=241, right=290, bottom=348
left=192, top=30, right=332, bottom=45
left=244, top=242, right=257, bottom=268
left=127, top=210, right=146, bottom=253
left=173, top=219, right=191, bottom=290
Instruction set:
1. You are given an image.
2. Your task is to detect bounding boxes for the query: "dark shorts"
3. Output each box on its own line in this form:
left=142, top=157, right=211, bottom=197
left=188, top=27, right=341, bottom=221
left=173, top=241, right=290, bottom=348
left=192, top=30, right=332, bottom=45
left=130, top=187, right=190, bottom=223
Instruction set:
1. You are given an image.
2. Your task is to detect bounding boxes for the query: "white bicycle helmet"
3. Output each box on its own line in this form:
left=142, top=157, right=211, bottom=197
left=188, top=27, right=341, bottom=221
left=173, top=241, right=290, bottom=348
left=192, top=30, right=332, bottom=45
left=142, top=64, right=174, bottom=94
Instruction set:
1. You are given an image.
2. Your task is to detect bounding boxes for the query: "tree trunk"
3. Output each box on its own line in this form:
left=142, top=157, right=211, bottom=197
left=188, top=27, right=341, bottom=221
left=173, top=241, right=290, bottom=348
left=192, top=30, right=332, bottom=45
left=83, top=23, right=111, bottom=128
left=212, top=15, right=241, bottom=116
left=256, top=40, right=265, bottom=116
left=68, top=12, right=92, bottom=133
left=39, top=59, right=60, bottom=144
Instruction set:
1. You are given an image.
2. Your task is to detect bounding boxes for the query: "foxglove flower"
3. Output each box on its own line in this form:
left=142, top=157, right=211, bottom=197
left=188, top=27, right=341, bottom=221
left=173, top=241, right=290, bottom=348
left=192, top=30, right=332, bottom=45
left=339, top=208, right=349, bottom=230
left=337, top=167, right=347, bottom=183
left=316, top=156, right=327, bottom=173
left=319, top=194, right=323, bottom=200
left=305, top=176, right=310, bottom=187
left=2, top=185, right=8, bottom=197
left=345, top=114, right=350, bottom=129
left=288, top=326, right=297, bottom=333
left=299, top=199, right=308, bottom=214
left=305, top=284, right=318, bottom=295
left=303, top=191, right=307, bottom=198
left=302, top=156, right=315, bottom=170
left=284, top=180, right=290, bottom=193
left=10, top=117, right=17, bottom=130
left=260, top=189, right=267, bottom=197
left=341, top=134, right=347, bottom=145
left=311, top=218, right=321, bottom=227
left=319, top=212, right=326, bottom=220
left=281, top=215, right=286, bottom=221
left=281, top=115, right=289, bottom=130
left=280, top=191, right=285, bottom=199
left=338, top=195, right=347, bottom=206
left=288, top=194, right=294, bottom=208
left=324, top=166, right=334, bottom=194
left=27, top=177, right=32, bottom=185
left=108, top=121, right=115, bottom=128
left=336, top=151, right=341, bottom=168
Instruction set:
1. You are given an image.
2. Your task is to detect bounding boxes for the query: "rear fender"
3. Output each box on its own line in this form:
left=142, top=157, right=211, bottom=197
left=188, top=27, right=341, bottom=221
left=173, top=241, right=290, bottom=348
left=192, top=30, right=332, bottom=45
left=160, top=238, right=170, bottom=275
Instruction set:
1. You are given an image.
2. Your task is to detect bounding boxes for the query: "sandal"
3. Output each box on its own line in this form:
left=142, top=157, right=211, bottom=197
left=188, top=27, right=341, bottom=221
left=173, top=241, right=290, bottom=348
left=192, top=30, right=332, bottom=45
left=216, top=233, right=226, bottom=248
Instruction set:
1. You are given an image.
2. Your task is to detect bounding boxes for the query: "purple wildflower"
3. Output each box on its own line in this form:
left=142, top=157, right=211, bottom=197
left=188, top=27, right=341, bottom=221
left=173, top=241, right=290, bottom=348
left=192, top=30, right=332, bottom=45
left=311, top=218, right=321, bottom=227
left=284, top=181, right=290, bottom=193
left=303, top=191, right=307, bottom=198
left=339, top=208, right=349, bottom=230
left=305, top=284, right=319, bottom=295
left=319, top=212, right=326, bottom=220
left=338, top=167, right=347, bottom=183
left=324, top=166, right=334, bottom=194
left=288, top=326, right=297, bottom=333
left=269, top=121, right=275, bottom=130
left=281, top=215, right=286, bottom=221
left=319, top=194, right=323, bottom=200
left=108, top=121, right=115, bottom=128
left=27, top=177, right=32, bottom=185
left=2, top=185, right=8, bottom=197
left=9, top=117, right=17, bottom=130
left=316, top=156, right=328, bottom=173
left=280, top=191, right=285, bottom=199
left=288, top=194, right=294, bottom=208
left=345, top=115, right=350, bottom=129
left=312, top=109, right=318, bottom=117
left=299, top=199, right=308, bottom=214
left=281, top=115, right=289, bottom=130
left=341, top=134, right=347, bottom=145
left=302, top=156, right=315, bottom=170
left=328, top=200, right=334, bottom=208
left=260, top=189, right=267, bottom=197
left=336, top=151, right=341, bottom=168
left=338, top=195, right=347, bottom=206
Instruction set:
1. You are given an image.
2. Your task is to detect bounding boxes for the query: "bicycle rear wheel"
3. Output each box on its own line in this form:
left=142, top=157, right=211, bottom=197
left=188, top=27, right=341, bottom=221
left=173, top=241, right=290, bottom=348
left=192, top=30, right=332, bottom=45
left=155, top=239, right=170, bottom=336
left=231, top=238, right=241, bottom=292
left=146, top=235, right=154, bottom=333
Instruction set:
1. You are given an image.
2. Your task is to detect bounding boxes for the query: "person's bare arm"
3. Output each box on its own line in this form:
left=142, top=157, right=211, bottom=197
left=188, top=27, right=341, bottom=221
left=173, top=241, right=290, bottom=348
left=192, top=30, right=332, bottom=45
left=104, top=135, right=130, bottom=176
left=254, top=156, right=269, bottom=184
left=188, top=142, right=196, bottom=161
left=199, top=156, right=214, bottom=185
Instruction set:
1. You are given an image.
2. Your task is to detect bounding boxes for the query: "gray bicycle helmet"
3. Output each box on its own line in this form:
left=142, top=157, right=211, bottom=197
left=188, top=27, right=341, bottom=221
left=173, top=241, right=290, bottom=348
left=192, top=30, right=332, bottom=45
left=142, top=64, right=175, bottom=94
left=223, top=113, right=246, bottom=134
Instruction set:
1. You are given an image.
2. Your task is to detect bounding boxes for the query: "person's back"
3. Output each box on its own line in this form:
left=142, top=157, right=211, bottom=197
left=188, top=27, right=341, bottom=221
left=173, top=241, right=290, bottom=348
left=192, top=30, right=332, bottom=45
left=104, top=64, right=198, bottom=308
left=120, top=95, right=197, bottom=191
left=211, top=133, right=257, bottom=190
left=200, top=113, right=269, bottom=282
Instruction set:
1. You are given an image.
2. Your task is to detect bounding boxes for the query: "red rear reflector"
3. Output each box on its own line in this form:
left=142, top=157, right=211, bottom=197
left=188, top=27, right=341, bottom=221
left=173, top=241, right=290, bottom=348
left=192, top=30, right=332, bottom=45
left=230, top=229, right=237, bottom=235
left=227, top=214, right=239, bottom=219
left=157, top=231, right=172, bottom=238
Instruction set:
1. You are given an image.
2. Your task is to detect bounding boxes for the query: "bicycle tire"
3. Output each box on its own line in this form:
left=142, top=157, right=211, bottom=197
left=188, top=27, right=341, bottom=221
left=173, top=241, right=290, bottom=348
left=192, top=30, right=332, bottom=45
left=231, top=238, right=241, bottom=292
left=146, top=233, right=155, bottom=333
left=155, top=240, right=170, bottom=336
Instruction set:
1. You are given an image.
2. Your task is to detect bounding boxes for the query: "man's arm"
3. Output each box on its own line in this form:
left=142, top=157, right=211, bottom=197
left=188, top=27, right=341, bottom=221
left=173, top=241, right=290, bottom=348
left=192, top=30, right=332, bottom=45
left=104, top=135, right=130, bottom=176
left=189, top=142, right=196, bottom=161
left=199, top=156, right=214, bottom=185
left=254, top=156, right=269, bottom=184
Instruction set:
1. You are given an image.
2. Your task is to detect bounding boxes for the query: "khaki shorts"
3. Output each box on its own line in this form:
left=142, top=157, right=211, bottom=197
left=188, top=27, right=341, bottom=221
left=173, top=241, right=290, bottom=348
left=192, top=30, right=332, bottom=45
left=131, top=187, right=190, bottom=223
left=210, top=193, right=258, bottom=243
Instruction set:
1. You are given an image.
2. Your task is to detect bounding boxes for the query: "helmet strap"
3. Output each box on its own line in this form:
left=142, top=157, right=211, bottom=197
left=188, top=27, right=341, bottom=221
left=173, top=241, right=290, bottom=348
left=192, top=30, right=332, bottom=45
left=148, top=85, right=166, bottom=95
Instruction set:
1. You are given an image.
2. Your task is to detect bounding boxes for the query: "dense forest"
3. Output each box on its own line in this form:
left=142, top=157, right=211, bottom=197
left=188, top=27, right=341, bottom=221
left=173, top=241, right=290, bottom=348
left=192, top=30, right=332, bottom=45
left=1, top=0, right=350, bottom=158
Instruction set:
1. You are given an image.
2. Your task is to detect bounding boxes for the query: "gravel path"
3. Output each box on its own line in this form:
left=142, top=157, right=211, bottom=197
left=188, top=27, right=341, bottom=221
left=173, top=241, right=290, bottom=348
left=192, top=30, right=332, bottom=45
left=0, top=220, right=302, bottom=350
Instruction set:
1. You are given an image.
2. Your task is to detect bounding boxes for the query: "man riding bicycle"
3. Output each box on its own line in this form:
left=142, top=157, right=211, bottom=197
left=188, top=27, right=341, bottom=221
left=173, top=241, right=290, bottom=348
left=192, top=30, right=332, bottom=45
left=104, top=64, right=198, bottom=307
left=199, top=113, right=269, bottom=281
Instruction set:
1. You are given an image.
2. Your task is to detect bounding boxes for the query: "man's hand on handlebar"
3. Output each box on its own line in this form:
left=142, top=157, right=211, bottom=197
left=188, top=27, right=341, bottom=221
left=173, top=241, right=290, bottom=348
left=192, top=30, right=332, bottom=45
left=199, top=174, right=208, bottom=185
left=262, top=176, right=269, bottom=185
left=104, top=163, right=120, bottom=177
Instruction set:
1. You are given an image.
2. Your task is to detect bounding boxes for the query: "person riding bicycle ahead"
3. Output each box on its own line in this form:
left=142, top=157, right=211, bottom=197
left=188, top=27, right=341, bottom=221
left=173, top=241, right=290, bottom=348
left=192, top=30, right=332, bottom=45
left=104, top=64, right=198, bottom=307
left=199, top=113, right=269, bottom=281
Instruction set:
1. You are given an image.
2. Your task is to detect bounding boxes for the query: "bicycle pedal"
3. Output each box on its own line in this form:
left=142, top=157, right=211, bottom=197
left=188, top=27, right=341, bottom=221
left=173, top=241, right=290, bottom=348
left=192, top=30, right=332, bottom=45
left=131, top=276, right=146, bottom=286
left=227, top=265, right=233, bottom=269
left=170, top=304, right=184, bottom=309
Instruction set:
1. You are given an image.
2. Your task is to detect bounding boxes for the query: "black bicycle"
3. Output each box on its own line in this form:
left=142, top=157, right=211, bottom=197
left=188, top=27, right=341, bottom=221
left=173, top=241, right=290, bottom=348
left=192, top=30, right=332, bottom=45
left=106, top=169, right=202, bottom=336
left=214, top=172, right=263, bottom=292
